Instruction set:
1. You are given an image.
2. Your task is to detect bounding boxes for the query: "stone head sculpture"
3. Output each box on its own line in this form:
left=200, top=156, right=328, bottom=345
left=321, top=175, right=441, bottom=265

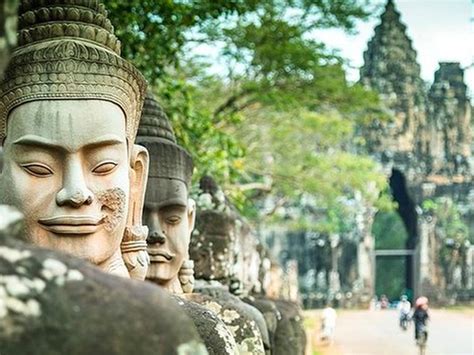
left=267, top=261, right=284, bottom=299
left=256, top=244, right=272, bottom=295
left=136, top=92, right=195, bottom=294
left=235, top=220, right=262, bottom=295
left=0, top=1, right=149, bottom=278
left=190, top=176, right=238, bottom=284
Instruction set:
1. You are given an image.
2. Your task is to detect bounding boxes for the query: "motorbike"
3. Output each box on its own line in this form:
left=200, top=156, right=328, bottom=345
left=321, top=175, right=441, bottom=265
left=399, top=312, right=410, bottom=331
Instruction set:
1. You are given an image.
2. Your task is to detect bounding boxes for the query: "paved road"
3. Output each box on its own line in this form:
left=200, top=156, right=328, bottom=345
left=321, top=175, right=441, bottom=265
left=305, top=309, right=473, bottom=355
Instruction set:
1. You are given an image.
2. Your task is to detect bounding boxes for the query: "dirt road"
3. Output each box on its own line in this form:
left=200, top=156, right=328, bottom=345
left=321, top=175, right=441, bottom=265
left=305, top=309, right=473, bottom=355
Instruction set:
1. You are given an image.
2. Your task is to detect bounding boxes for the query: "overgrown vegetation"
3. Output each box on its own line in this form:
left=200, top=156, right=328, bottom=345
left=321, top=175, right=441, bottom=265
left=422, top=197, right=471, bottom=288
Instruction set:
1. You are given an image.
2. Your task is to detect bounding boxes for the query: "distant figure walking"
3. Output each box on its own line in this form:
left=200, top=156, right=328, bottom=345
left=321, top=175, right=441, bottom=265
left=320, top=304, right=337, bottom=345
left=413, top=297, right=429, bottom=354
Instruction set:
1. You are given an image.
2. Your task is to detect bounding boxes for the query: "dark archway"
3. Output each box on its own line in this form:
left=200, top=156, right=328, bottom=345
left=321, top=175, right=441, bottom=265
left=388, top=168, right=418, bottom=296
left=372, top=169, right=418, bottom=301
left=389, top=169, right=418, bottom=249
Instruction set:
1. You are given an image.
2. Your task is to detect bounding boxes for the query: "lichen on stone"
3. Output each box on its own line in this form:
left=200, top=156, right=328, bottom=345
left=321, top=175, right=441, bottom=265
left=0, top=246, right=31, bottom=263
left=214, top=320, right=238, bottom=355
left=96, top=187, right=127, bottom=232
left=176, top=340, right=209, bottom=355
left=204, top=300, right=222, bottom=315
left=222, top=309, right=240, bottom=322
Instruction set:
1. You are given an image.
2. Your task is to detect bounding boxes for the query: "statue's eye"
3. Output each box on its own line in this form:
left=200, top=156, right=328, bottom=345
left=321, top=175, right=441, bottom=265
left=166, top=216, right=181, bottom=225
left=21, top=163, right=53, bottom=177
left=92, top=161, right=117, bottom=175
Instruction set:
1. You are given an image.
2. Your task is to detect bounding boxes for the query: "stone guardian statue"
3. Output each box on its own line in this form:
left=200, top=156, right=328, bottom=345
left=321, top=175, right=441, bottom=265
left=190, top=176, right=269, bottom=354
left=0, top=0, right=149, bottom=279
left=137, top=92, right=238, bottom=354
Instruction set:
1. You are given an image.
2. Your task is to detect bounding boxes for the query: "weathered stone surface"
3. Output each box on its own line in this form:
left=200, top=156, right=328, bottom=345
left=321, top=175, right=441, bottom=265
left=0, top=0, right=150, bottom=278
left=242, top=295, right=281, bottom=351
left=427, top=63, right=471, bottom=176
left=1, top=0, right=147, bottom=142
left=191, top=177, right=270, bottom=352
left=137, top=92, right=195, bottom=293
left=173, top=295, right=238, bottom=355
left=360, top=0, right=472, bottom=180
left=137, top=95, right=237, bottom=355
left=0, top=206, right=207, bottom=355
left=186, top=285, right=266, bottom=355
left=272, top=299, right=306, bottom=355
left=360, top=0, right=427, bottom=169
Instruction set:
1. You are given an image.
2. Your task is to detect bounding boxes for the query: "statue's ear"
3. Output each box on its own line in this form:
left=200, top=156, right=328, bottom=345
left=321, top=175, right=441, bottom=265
left=127, top=144, right=149, bottom=227
left=187, top=198, right=196, bottom=233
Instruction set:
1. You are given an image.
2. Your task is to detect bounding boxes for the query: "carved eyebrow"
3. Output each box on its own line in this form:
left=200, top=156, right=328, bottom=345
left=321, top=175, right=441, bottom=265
left=13, top=134, right=124, bottom=153
left=145, top=200, right=188, bottom=210
left=160, top=204, right=187, bottom=213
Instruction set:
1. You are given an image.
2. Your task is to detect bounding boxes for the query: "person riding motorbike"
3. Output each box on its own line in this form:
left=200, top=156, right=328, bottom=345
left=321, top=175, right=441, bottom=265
left=397, top=295, right=411, bottom=330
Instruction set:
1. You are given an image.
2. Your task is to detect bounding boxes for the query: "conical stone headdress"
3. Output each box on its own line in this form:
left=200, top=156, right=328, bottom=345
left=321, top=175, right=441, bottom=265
left=137, top=92, right=193, bottom=203
left=0, top=0, right=147, bottom=142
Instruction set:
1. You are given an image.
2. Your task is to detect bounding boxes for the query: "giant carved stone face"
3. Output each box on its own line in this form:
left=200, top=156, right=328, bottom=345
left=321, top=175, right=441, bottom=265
left=0, top=100, right=147, bottom=273
left=143, top=179, right=195, bottom=292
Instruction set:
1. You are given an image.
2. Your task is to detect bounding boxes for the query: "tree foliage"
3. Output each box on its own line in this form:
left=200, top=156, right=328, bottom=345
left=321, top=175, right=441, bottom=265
left=106, top=0, right=389, bottom=233
left=107, top=0, right=260, bottom=84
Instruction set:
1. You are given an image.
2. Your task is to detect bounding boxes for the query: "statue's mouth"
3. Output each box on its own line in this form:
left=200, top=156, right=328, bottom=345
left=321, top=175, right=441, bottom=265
left=147, top=249, right=175, bottom=262
left=38, top=215, right=104, bottom=235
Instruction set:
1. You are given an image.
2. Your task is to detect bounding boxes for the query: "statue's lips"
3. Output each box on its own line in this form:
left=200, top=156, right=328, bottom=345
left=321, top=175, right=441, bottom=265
left=148, top=249, right=175, bottom=262
left=38, top=216, right=104, bottom=235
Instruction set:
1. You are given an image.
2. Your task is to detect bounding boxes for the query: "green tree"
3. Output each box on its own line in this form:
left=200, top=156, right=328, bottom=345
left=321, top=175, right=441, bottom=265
left=106, top=0, right=389, bottom=228
left=107, top=0, right=260, bottom=85
left=373, top=211, right=408, bottom=250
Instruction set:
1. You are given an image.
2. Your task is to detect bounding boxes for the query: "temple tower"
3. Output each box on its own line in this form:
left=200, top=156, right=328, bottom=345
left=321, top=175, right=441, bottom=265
left=427, top=62, right=472, bottom=176
left=361, top=0, right=473, bottom=304
left=360, top=0, right=427, bottom=172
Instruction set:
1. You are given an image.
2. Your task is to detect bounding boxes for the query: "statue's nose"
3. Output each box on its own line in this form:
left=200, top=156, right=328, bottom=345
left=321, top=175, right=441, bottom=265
left=56, top=159, right=94, bottom=208
left=147, top=230, right=166, bottom=245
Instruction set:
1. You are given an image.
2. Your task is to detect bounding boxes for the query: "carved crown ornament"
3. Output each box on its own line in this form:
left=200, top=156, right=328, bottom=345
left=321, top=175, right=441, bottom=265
left=137, top=92, right=194, bottom=186
left=0, top=0, right=147, bottom=143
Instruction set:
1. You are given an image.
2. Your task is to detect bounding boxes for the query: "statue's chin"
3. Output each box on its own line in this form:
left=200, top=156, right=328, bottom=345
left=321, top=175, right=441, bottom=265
left=146, top=262, right=176, bottom=284
left=28, top=227, right=120, bottom=266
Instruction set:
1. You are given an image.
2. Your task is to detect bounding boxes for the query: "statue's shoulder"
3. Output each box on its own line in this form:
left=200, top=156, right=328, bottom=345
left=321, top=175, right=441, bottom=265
left=173, top=295, right=238, bottom=355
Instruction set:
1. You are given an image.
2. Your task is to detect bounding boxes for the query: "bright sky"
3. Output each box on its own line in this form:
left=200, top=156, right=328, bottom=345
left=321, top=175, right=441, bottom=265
left=313, top=0, right=474, bottom=95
